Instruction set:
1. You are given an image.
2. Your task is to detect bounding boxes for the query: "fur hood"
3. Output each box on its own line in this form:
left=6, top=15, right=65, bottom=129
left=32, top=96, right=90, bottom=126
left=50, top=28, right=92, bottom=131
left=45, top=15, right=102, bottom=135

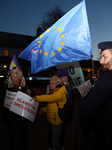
left=8, top=77, right=26, bottom=88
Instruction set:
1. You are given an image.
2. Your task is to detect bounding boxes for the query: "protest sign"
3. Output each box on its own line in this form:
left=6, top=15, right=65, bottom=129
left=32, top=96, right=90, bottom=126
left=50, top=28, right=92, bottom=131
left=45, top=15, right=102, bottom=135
left=56, top=62, right=85, bottom=88
left=4, top=90, right=17, bottom=109
left=10, top=91, right=39, bottom=122
left=77, top=80, right=92, bottom=98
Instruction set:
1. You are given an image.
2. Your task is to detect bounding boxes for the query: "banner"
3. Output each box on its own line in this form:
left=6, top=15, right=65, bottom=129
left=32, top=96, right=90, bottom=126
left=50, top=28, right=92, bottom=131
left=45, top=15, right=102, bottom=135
left=4, top=90, right=17, bottom=109
left=77, top=80, right=92, bottom=97
left=10, top=91, right=39, bottom=122
left=56, top=62, right=85, bottom=88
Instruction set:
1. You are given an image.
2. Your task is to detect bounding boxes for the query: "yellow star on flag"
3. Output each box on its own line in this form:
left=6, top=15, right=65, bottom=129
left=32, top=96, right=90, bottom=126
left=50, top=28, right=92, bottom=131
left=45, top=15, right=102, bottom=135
left=37, top=41, right=41, bottom=43
left=58, top=48, right=62, bottom=52
left=40, top=34, right=43, bottom=38
left=46, top=29, right=50, bottom=33
left=44, top=51, right=48, bottom=56
left=53, top=26, right=56, bottom=29
left=38, top=44, right=41, bottom=48
left=52, top=52, right=56, bottom=56
left=57, top=27, right=62, bottom=32
left=39, top=50, right=43, bottom=54
left=61, top=41, right=65, bottom=46
left=61, top=34, right=65, bottom=38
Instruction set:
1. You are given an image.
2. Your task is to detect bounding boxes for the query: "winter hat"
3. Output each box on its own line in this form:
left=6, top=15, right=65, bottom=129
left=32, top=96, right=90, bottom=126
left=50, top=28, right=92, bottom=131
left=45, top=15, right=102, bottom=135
left=59, top=68, right=69, bottom=77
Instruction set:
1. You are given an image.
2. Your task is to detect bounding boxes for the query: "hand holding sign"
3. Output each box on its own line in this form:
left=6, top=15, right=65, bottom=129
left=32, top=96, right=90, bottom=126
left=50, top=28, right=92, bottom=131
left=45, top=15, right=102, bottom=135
left=30, top=97, right=37, bottom=102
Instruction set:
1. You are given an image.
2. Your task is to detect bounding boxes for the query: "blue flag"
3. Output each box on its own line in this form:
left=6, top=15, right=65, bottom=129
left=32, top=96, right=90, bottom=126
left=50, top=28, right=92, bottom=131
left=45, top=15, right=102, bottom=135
left=19, top=0, right=92, bottom=74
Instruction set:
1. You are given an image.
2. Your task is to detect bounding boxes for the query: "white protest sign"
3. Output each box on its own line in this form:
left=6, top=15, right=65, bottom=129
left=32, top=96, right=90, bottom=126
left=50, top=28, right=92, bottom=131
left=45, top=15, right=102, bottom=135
left=4, top=90, right=17, bottom=109
left=56, top=62, right=85, bottom=88
left=10, top=91, right=39, bottom=122
left=77, top=80, right=92, bottom=98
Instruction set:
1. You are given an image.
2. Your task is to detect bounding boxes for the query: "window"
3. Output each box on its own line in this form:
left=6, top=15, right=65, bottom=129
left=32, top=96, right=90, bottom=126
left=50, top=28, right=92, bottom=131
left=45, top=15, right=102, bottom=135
left=4, top=50, right=9, bottom=56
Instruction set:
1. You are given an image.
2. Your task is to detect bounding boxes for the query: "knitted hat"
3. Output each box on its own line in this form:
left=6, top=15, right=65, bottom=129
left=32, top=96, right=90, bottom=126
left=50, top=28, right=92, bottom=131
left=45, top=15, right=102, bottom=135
left=59, top=68, right=69, bottom=77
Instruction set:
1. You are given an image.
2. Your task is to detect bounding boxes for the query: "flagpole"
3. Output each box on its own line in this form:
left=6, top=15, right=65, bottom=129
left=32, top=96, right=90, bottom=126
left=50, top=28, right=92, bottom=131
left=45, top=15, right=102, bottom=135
left=91, top=55, right=95, bottom=84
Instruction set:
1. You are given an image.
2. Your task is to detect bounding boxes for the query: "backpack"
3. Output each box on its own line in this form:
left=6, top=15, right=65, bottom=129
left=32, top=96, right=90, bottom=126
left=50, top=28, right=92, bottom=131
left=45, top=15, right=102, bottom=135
left=56, top=101, right=74, bottom=124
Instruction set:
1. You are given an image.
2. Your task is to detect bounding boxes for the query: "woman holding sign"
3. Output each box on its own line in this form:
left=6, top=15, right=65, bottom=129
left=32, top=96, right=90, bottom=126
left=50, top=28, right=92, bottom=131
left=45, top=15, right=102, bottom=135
left=1, top=69, right=35, bottom=150
left=31, top=76, right=67, bottom=150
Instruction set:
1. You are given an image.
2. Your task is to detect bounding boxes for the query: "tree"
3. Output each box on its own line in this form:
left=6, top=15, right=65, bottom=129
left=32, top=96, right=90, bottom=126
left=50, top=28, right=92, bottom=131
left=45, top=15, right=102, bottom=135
left=36, top=5, right=64, bottom=36
left=36, top=27, right=42, bottom=37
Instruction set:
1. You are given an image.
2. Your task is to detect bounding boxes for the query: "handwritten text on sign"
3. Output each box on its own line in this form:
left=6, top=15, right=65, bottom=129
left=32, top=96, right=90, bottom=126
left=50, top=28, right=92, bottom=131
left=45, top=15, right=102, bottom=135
left=4, top=90, right=17, bottom=109
left=77, top=80, right=92, bottom=98
left=10, top=91, right=39, bottom=122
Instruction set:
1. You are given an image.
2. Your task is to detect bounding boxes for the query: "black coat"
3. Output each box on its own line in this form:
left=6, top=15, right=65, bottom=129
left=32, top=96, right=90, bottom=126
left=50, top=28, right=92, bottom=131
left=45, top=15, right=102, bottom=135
left=0, top=77, right=36, bottom=125
left=81, top=70, right=112, bottom=135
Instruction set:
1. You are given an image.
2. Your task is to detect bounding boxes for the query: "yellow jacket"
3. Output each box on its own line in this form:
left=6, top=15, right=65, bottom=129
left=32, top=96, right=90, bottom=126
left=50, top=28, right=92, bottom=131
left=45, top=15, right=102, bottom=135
left=36, top=85, right=67, bottom=125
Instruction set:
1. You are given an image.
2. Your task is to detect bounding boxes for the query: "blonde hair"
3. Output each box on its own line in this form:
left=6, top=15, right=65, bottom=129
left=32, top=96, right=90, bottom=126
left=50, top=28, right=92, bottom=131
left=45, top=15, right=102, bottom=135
left=50, top=76, right=62, bottom=84
left=11, top=69, right=22, bottom=79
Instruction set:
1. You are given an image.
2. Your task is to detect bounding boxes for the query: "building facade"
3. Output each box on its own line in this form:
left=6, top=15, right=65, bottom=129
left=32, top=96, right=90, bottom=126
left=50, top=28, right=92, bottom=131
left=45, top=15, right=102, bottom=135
left=0, top=31, right=35, bottom=77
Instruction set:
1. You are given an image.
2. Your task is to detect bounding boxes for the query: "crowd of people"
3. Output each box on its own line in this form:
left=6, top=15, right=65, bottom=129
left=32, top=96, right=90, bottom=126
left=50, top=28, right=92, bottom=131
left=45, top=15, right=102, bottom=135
left=0, top=67, right=76, bottom=150
left=0, top=41, right=112, bottom=150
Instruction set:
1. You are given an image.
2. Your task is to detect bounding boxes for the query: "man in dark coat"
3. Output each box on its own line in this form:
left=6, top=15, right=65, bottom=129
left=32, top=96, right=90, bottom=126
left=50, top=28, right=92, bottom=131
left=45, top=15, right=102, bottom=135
left=81, top=41, right=112, bottom=150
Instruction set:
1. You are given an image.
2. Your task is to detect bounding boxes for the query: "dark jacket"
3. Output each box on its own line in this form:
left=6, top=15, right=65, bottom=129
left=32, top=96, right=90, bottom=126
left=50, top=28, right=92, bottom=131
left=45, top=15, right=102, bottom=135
left=81, top=70, right=112, bottom=135
left=1, top=77, right=36, bottom=125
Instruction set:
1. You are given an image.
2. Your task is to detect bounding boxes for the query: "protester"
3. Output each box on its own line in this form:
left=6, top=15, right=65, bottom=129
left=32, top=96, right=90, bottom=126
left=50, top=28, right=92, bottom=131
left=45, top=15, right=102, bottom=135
left=31, top=76, right=67, bottom=150
left=95, top=67, right=103, bottom=81
left=0, top=69, right=36, bottom=150
left=58, top=68, right=76, bottom=150
left=59, top=68, right=76, bottom=101
left=84, top=71, right=94, bottom=85
left=81, top=41, right=112, bottom=150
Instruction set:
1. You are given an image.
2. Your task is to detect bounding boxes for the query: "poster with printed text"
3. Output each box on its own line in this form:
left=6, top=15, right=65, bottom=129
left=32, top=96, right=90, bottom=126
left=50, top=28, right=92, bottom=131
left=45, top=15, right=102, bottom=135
left=10, top=91, right=39, bottom=122
left=77, top=80, right=92, bottom=97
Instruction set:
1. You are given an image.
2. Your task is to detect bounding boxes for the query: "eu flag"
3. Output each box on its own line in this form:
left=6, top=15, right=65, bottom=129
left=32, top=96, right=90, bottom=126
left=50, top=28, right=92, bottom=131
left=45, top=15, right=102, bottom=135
left=19, top=0, right=92, bottom=74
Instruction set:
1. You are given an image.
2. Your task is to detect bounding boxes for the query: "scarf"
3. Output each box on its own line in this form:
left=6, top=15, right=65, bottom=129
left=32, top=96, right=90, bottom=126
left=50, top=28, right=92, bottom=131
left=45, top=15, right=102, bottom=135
left=13, top=79, right=22, bottom=90
left=50, top=87, right=59, bottom=94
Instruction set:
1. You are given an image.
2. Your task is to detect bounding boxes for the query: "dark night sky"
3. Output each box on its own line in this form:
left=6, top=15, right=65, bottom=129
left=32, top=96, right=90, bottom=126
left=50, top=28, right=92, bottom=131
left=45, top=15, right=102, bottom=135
left=1, top=0, right=112, bottom=60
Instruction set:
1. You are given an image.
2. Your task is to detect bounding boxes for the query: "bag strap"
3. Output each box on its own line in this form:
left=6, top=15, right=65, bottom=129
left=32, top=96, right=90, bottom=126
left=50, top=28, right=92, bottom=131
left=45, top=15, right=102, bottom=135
left=56, top=102, right=59, bottom=107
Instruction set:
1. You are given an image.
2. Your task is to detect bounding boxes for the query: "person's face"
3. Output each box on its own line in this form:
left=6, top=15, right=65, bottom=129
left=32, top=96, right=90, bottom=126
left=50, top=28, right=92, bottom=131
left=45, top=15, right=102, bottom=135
left=50, top=79, right=58, bottom=90
left=100, top=49, right=112, bottom=72
left=96, top=69, right=100, bottom=78
left=60, top=76, right=68, bottom=82
left=11, top=73, right=20, bottom=85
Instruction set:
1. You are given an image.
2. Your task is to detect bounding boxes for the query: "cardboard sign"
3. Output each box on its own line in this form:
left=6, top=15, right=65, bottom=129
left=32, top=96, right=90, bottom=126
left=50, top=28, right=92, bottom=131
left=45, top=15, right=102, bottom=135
left=10, top=91, right=39, bottom=122
left=77, top=80, right=92, bottom=98
left=4, top=90, right=17, bottom=109
left=56, top=62, right=85, bottom=88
